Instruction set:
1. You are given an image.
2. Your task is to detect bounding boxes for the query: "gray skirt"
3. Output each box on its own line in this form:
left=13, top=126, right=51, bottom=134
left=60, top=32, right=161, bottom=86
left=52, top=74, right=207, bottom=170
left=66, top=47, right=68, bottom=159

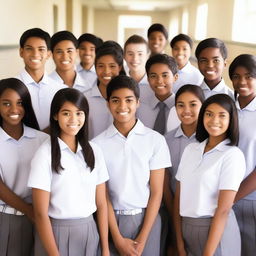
left=0, top=212, right=34, bottom=256
left=182, top=210, right=241, bottom=256
left=110, top=210, right=161, bottom=256
left=233, top=199, right=256, bottom=256
left=35, top=215, right=99, bottom=256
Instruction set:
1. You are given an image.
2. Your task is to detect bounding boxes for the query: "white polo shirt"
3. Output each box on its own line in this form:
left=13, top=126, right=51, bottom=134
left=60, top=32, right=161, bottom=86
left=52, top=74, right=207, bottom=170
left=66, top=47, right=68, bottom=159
left=176, top=139, right=245, bottom=218
left=200, top=79, right=234, bottom=100
left=137, top=93, right=176, bottom=134
left=49, top=70, right=91, bottom=93
left=84, top=85, right=113, bottom=139
left=173, top=61, right=203, bottom=93
left=76, top=63, right=97, bottom=89
left=0, top=126, right=48, bottom=205
left=17, top=69, right=65, bottom=130
left=165, top=125, right=196, bottom=193
left=236, top=97, right=256, bottom=200
left=93, top=120, right=171, bottom=210
left=28, top=138, right=109, bottom=219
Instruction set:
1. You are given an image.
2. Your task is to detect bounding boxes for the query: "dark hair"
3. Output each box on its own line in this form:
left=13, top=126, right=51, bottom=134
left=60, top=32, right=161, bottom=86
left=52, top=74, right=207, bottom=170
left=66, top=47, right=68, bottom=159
left=195, top=38, right=227, bottom=60
left=78, top=33, right=103, bottom=49
left=50, top=88, right=95, bottom=173
left=170, top=33, right=193, bottom=49
left=0, top=78, right=39, bottom=130
left=175, top=84, right=205, bottom=105
left=95, top=42, right=125, bottom=75
left=50, top=30, right=78, bottom=52
left=124, top=35, right=149, bottom=53
left=20, top=28, right=51, bottom=49
left=106, top=75, right=140, bottom=101
left=147, top=23, right=168, bottom=39
left=229, top=54, right=256, bottom=80
left=145, top=54, right=178, bottom=75
left=196, top=94, right=238, bottom=146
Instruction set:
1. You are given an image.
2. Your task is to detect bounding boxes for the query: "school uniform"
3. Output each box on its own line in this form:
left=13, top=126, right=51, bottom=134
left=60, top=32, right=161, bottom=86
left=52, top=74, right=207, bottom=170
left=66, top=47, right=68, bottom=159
left=76, top=63, right=97, bottom=89
left=28, top=138, right=109, bottom=256
left=173, top=61, right=203, bottom=93
left=0, top=125, right=48, bottom=256
left=176, top=139, right=245, bottom=256
left=233, top=97, right=256, bottom=256
left=49, top=70, right=91, bottom=93
left=93, top=120, right=171, bottom=256
left=84, top=85, right=113, bottom=139
left=200, top=79, right=234, bottom=100
left=137, top=93, right=176, bottom=134
left=165, top=125, right=196, bottom=194
left=17, top=69, right=65, bottom=130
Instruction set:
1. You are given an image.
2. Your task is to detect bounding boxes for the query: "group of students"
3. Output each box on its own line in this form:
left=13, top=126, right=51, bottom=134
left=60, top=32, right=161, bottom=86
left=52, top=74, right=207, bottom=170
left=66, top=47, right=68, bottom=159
left=0, top=22, right=255, bottom=256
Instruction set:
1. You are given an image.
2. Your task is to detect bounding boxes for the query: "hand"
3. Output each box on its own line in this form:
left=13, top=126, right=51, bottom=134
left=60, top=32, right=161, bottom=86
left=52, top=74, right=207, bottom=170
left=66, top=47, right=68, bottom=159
left=115, top=237, right=139, bottom=256
left=134, top=240, right=146, bottom=256
left=178, top=247, right=187, bottom=256
left=24, top=204, right=35, bottom=222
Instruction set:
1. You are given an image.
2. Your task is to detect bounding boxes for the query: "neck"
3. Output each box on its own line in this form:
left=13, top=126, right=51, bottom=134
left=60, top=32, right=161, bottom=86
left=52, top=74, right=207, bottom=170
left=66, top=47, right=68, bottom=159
left=181, top=122, right=197, bottom=137
left=98, top=83, right=107, bottom=99
left=129, top=70, right=145, bottom=83
left=238, top=95, right=256, bottom=109
left=114, top=119, right=137, bottom=137
left=81, top=62, right=93, bottom=71
left=204, top=135, right=225, bottom=153
left=156, top=92, right=171, bottom=102
left=60, top=135, right=77, bottom=153
left=56, top=69, right=76, bottom=87
left=25, top=67, right=44, bottom=83
left=204, top=78, right=222, bottom=90
left=2, top=123, right=23, bottom=140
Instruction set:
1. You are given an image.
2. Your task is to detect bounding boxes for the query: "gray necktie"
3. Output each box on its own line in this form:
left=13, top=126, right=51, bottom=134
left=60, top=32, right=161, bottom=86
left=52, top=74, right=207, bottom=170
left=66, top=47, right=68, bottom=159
left=153, top=102, right=166, bottom=135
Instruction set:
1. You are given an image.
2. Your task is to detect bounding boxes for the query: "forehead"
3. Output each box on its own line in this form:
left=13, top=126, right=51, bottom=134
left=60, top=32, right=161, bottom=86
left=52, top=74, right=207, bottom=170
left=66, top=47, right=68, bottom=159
left=149, top=63, right=170, bottom=73
left=24, top=37, right=47, bottom=47
left=59, top=101, right=80, bottom=111
left=54, top=40, right=76, bottom=50
left=233, top=66, right=249, bottom=74
left=176, top=91, right=200, bottom=101
left=205, top=103, right=228, bottom=113
left=149, top=31, right=166, bottom=39
left=79, top=41, right=95, bottom=48
left=173, top=40, right=191, bottom=48
left=199, top=47, right=223, bottom=59
left=97, top=54, right=117, bottom=63
left=110, top=88, right=136, bottom=98
left=0, top=88, right=21, bottom=100
left=125, top=43, right=147, bottom=53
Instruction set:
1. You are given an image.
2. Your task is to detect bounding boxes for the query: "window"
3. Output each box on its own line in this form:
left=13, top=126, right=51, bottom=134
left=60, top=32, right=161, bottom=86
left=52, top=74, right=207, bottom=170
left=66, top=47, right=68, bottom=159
left=182, top=10, right=189, bottom=34
left=169, top=18, right=179, bottom=39
left=195, top=3, right=208, bottom=40
left=232, top=0, right=256, bottom=43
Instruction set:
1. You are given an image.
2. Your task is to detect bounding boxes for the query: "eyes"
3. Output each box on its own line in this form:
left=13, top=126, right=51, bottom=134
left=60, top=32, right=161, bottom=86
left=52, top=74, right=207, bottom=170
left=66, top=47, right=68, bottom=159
left=24, top=46, right=47, bottom=53
left=198, top=58, right=221, bottom=65
left=176, top=102, right=199, bottom=108
left=61, top=111, right=84, bottom=117
left=110, top=98, right=134, bottom=104
left=54, top=48, right=76, bottom=54
left=149, top=73, right=170, bottom=79
left=1, top=101, right=23, bottom=107
left=204, top=111, right=228, bottom=119
left=232, top=73, right=253, bottom=80
left=96, top=63, right=119, bottom=69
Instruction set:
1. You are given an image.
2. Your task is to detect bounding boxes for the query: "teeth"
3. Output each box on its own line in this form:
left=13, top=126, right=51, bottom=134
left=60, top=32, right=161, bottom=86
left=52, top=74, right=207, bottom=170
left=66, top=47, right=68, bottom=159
left=68, top=125, right=78, bottom=128
left=131, top=63, right=139, bottom=67
left=119, top=112, right=128, bottom=116
left=31, top=59, right=40, bottom=63
left=9, top=114, right=19, bottom=119
left=206, top=71, right=215, bottom=75
left=177, top=55, right=184, bottom=59
left=156, top=86, right=165, bottom=89
left=103, top=76, right=111, bottom=80
left=62, top=61, right=70, bottom=65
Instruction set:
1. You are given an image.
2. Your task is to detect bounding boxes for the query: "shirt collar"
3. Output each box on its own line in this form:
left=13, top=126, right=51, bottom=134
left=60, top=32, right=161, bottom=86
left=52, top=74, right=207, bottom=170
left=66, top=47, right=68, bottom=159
left=178, top=61, right=192, bottom=73
left=235, top=96, right=256, bottom=111
left=19, top=68, right=49, bottom=85
left=149, top=93, right=175, bottom=109
left=58, top=137, right=82, bottom=153
left=77, top=63, right=96, bottom=73
left=196, top=138, right=231, bottom=153
left=200, top=78, right=226, bottom=92
left=174, top=125, right=196, bottom=139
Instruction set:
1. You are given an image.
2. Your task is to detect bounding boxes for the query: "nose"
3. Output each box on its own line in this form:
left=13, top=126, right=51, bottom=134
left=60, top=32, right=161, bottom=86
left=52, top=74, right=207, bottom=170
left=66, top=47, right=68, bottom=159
left=157, top=75, right=164, bottom=84
left=207, top=60, right=214, bottom=68
left=10, top=104, right=18, bottom=113
left=238, top=76, right=246, bottom=85
left=104, top=66, right=111, bottom=74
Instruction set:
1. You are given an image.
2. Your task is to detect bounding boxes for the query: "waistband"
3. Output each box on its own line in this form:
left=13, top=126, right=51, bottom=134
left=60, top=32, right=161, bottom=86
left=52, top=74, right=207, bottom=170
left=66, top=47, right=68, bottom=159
left=0, top=205, right=24, bottom=216
left=115, top=208, right=144, bottom=215
left=50, top=215, right=94, bottom=226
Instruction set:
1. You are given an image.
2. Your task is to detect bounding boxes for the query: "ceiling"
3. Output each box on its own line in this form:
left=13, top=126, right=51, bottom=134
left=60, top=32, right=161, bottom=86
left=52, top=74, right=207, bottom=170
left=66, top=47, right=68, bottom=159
left=81, top=0, right=191, bottom=11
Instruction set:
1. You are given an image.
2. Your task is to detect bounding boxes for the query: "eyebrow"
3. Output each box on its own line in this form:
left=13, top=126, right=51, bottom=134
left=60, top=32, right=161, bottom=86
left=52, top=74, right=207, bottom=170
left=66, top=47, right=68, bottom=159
left=110, top=96, right=135, bottom=99
left=24, top=44, right=46, bottom=48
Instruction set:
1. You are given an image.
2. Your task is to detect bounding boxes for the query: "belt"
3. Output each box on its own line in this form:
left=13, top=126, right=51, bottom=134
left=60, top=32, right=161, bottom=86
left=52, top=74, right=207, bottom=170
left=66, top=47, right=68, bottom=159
left=115, top=208, right=143, bottom=215
left=0, top=205, right=24, bottom=216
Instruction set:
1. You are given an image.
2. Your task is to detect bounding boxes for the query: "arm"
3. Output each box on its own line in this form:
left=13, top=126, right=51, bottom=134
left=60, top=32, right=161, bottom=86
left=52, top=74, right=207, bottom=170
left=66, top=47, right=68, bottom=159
left=173, top=181, right=187, bottom=256
left=0, top=178, right=34, bottom=221
left=134, top=168, right=164, bottom=255
left=106, top=187, right=138, bottom=256
left=203, top=190, right=236, bottom=256
left=235, top=169, right=256, bottom=202
left=95, top=182, right=110, bottom=256
left=32, top=188, right=59, bottom=256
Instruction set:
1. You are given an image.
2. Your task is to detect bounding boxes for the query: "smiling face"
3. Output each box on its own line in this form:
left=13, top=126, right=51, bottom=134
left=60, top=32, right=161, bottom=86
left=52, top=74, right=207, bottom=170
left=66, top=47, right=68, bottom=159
left=176, top=91, right=202, bottom=126
left=20, top=37, right=50, bottom=73
left=79, top=41, right=96, bottom=69
left=96, top=55, right=121, bottom=87
left=52, top=40, right=77, bottom=72
left=108, top=88, right=139, bottom=131
left=54, top=101, right=85, bottom=143
left=172, top=40, right=191, bottom=69
left=231, top=66, right=256, bottom=102
left=124, top=43, right=148, bottom=73
left=203, top=103, right=230, bottom=142
left=0, top=89, right=25, bottom=130
left=148, top=31, right=167, bottom=55
left=198, top=47, right=226, bottom=88
left=148, top=63, right=177, bottom=101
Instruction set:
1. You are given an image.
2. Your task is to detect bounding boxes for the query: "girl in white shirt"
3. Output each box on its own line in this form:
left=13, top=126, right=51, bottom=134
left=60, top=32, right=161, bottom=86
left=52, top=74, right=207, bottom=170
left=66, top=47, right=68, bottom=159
left=28, top=88, right=109, bottom=256
left=174, top=94, right=245, bottom=256
left=229, top=54, right=256, bottom=256
left=0, top=78, right=48, bottom=256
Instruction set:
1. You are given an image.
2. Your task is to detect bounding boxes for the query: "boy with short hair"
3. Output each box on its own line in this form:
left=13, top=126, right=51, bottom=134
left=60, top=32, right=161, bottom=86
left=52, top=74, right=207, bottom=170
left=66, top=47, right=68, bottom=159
left=124, top=34, right=153, bottom=102
left=170, top=33, right=203, bottom=93
left=77, top=33, right=103, bottom=88
left=147, top=23, right=168, bottom=56
left=93, top=75, right=171, bottom=256
left=17, top=28, right=65, bottom=130
left=195, top=37, right=234, bottom=99
left=137, top=54, right=180, bottom=134
left=49, top=30, right=90, bottom=93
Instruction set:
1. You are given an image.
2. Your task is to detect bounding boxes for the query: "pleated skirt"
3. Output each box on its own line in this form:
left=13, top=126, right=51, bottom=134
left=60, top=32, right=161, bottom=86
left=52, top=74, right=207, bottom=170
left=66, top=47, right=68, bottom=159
left=233, top=199, right=256, bottom=256
left=110, top=210, right=161, bottom=256
left=182, top=210, right=241, bottom=256
left=35, top=215, right=99, bottom=256
left=0, top=212, right=34, bottom=256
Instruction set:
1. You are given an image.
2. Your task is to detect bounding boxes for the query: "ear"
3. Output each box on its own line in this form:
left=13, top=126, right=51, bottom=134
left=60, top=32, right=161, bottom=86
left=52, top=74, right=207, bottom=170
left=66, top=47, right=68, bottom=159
left=106, top=100, right=110, bottom=110
left=224, top=59, right=227, bottom=68
left=19, top=48, right=23, bottom=58
left=53, top=114, right=58, bottom=121
left=136, top=99, right=140, bottom=109
left=174, top=73, right=179, bottom=82
left=46, top=50, right=52, bottom=60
